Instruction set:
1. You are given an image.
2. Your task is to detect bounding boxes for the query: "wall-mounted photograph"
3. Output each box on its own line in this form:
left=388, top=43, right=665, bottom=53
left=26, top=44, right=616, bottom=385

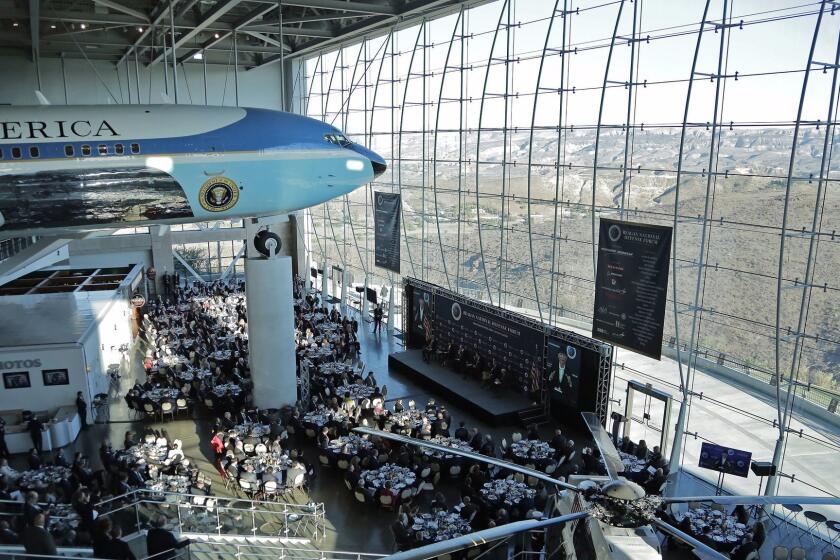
left=42, top=369, right=70, bottom=387
left=3, top=371, right=30, bottom=389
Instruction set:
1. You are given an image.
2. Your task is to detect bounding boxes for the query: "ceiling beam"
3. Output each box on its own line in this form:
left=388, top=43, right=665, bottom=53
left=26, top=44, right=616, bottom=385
left=117, top=2, right=175, bottom=65
left=91, top=0, right=150, bottom=23
left=176, top=3, right=277, bottom=63
left=246, top=24, right=336, bottom=37
left=279, top=0, right=396, bottom=15
left=27, top=0, right=38, bottom=62
left=282, top=0, right=461, bottom=60
left=242, top=30, right=285, bottom=48
left=149, top=0, right=243, bottom=66
left=263, top=13, right=358, bottom=25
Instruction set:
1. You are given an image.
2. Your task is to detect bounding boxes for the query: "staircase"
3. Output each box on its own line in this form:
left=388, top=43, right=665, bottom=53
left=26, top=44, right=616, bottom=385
left=518, top=381, right=551, bottom=427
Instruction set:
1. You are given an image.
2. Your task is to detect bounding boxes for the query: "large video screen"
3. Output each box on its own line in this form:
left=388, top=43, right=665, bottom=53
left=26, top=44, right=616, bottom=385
left=408, top=286, right=433, bottom=347
left=698, top=442, right=752, bottom=478
left=546, top=336, right=582, bottom=408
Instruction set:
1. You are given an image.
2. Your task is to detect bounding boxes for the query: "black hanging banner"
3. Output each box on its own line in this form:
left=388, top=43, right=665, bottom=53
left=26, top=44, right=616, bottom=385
left=374, top=192, right=401, bottom=273
left=593, top=218, right=673, bottom=360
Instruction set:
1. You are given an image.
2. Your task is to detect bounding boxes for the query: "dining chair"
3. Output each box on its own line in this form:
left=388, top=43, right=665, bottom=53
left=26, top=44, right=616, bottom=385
left=354, top=489, right=368, bottom=504
left=255, top=443, right=267, bottom=454
left=337, top=459, right=350, bottom=470
left=344, top=479, right=354, bottom=492
left=319, top=454, right=331, bottom=467
left=175, top=398, right=188, bottom=418
left=379, top=494, right=395, bottom=510
left=449, top=465, right=462, bottom=477
left=144, top=433, right=157, bottom=444
left=160, top=402, right=175, bottom=422
left=512, top=432, right=522, bottom=443
left=790, top=547, right=807, bottom=560
left=203, top=398, right=214, bottom=410
left=773, top=546, right=789, bottom=560
left=262, top=480, right=279, bottom=502
left=238, top=479, right=257, bottom=499
left=143, top=403, right=156, bottom=420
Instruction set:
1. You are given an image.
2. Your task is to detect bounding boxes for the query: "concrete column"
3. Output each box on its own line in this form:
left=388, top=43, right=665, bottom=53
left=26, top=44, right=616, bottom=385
left=150, top=225, right=174, bottom=295
left=321, top=259, right=329, bottom=302
left=304, top=250, right=311, bottom=292
left=387, top=283, right=396, bottom=335
left=245, top=256, right=297, bottom=409
left=340, top=269, right=348, bottom=316
left=361, top=274, right=370, bottom=320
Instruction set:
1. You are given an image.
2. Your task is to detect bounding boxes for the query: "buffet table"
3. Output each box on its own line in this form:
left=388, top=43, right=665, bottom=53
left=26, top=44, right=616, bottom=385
left=0, top=407, right=81, bottom=454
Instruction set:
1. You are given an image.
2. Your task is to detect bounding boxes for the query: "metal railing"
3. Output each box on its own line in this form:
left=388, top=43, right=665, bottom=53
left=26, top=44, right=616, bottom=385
left=0, top=547, right=100, bottom=559
left=95, top=490, right=326, bottom=542
left=0, top=237, right=36, bottom=263
left=186, top=541, right=385, bottom=560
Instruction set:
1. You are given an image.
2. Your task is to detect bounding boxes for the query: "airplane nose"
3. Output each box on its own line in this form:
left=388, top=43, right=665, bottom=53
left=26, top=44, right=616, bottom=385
left=372, top=160, right=387, bottom=178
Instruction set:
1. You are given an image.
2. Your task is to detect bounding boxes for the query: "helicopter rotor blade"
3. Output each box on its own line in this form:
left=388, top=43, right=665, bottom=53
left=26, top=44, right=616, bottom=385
left=662, top=496, right=840, bottom=507
left=352, top=427, right=580, bottom=492
left=580, top=411, right=624, bottom=481
left=381, top=512, right=590, bottom=560
left=650, top=518, right=729, bottom=560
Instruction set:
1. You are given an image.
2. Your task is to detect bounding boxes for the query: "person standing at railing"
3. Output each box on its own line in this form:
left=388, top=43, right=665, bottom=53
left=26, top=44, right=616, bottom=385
left=146, top=514, right=190, bottom=560
left=21, top=512, right=56, bottom=556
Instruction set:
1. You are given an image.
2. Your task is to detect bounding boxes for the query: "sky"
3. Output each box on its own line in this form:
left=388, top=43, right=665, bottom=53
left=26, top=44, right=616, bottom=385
left=306, top=0, right=839, bottom=133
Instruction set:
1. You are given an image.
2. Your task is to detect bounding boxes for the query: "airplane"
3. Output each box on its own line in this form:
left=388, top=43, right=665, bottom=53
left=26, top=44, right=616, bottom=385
left=353, top=416, right=840, bottom=560
left=0, top=104, right=386, bottom=243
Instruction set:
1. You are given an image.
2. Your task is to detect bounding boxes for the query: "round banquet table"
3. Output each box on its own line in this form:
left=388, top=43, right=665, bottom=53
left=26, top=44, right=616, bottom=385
left=410, top=511, right=471, bottom=545
left=510, top=440, right=556, bottom=467
left=358, top=465, right=418, bottom=495
left=479, top=479, right=535, bottom=510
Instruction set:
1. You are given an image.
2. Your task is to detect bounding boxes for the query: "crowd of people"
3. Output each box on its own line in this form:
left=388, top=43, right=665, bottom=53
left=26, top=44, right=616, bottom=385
left=0, top=426, right=207, bottom=555
left=131, top=281, right=251, bottom=419
left=0, top=276, right=766, bottom=559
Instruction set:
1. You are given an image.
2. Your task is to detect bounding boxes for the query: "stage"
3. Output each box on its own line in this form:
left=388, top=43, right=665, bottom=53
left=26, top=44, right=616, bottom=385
left=388, top=349, right=535, bottom=426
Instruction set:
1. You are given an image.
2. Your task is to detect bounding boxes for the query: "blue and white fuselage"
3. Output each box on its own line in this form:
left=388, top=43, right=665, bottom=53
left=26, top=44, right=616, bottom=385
left=0, top=105, right=385, bottom=236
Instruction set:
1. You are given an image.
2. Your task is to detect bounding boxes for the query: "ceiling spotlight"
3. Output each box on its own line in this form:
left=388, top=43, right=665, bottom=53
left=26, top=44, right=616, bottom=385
left=193, top=52, right=203, bottom=60
left=12, top=22, right=19, bottom=27
left=214, top=33, right=219, bottom=39
left=80, top=23, right=87, bottom=29
left=138, top=27, right=144, bottom=32
left=50, top=24, right=56, bottom=29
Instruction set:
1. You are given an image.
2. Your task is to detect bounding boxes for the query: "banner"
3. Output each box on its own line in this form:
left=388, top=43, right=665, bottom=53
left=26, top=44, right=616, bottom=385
left=374, top=192, right=401, bottom=272
left=593, top=218, right=672, bottom=360
left=434, top=293, right=543, bottom=391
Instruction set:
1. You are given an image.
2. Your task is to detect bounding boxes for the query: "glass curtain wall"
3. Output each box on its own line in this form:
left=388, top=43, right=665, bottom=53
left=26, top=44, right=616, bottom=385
left=300, top=0, right=840, bottom=499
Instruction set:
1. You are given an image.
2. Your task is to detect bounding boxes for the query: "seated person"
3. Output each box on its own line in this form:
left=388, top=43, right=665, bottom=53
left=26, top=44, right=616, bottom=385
left=482, top=359, right=499, bottom=387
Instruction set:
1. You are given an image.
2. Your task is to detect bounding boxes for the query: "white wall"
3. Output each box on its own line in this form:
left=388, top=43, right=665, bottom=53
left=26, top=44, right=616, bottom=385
left=81, top=292, right=133, bottom=402
left=69, top=249, right=152, bottom=270
left=0, top=54, right=284, bottom=109
left=0, top=345, right=86, bottom=415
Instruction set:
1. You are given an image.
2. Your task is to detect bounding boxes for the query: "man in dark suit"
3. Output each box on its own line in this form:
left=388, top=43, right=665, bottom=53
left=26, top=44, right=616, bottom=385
left=146, top=514, right=189, bottom=560
left=76, top=391, right=88, bottom=430
left=22, top=513, right=56, bottom=556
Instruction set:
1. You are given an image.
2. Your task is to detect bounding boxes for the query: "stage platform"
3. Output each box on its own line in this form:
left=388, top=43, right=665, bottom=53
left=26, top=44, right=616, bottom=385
left=388, top=349, right=535, bottom=426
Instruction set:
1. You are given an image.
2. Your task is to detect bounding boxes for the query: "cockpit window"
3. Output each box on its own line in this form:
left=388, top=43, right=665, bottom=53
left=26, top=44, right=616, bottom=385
left=324, top=134, right=352, bottom=147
